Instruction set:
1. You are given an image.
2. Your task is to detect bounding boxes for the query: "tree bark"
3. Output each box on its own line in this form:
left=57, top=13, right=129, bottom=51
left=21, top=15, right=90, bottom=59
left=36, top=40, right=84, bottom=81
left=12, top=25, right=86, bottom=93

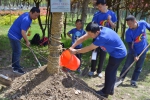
left=81, top=0, right=90, bottom=28
left=47, top=12, right=64, bottom=74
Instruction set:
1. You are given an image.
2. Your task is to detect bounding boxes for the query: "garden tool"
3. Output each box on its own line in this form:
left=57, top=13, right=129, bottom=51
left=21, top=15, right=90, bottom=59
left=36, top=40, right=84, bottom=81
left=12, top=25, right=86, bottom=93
left=28, top=47, right=42, bottom=67
left=115, top=44, right=150, bottom=87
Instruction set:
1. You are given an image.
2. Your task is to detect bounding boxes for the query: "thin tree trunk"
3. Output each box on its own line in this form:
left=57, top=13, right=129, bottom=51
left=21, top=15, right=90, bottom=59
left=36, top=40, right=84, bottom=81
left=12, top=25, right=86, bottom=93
left=63, top=12, right=67, bottom=38
left=81, top=0, right=90, bottom=28
left=47, top=12, right=64, bottom=74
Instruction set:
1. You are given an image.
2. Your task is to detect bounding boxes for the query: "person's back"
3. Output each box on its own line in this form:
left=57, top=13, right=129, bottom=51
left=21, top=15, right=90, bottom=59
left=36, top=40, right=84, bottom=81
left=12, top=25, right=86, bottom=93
left=8, top=12, right=32, bottom=40
left=93, top=27, right=127, bottom=58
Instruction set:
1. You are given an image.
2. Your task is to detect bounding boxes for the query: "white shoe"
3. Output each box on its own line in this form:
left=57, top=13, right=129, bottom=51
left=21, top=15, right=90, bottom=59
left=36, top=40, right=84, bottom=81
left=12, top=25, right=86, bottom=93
left=97, top=73, right=103, bottom=78
left=88, top=71, right=94, bottom=77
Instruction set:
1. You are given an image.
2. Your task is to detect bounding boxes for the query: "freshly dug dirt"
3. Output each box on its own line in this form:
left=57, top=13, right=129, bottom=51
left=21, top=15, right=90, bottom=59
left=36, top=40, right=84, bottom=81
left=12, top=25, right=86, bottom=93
left=0, top=65, right=106, bottom=100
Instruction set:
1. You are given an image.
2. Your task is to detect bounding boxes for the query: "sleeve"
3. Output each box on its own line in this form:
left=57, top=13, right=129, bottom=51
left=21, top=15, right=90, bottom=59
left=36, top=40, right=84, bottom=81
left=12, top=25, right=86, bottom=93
left=68, top=29, right=73, bottom=34
left=143, top=21, right=150, bottom=31
left=127, top=42, right=137, bottom=57
left=83, top=30, right=86, bottom=35
left=21, top=18, right=31, bottom=31
left=125, top=29, right=133, bottom=42
left=111, top=11, right=117, bottom=23
left=93, top=36, right=106, bottom=46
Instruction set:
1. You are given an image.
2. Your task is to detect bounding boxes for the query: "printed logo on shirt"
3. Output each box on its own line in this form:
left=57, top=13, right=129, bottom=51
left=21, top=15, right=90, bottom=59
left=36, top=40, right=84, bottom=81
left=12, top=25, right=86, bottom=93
left=134, top=33, right=146, bottom=43
left=100, top=46, right=106, bottom=51
left=100, top=20, right=110, bottom=27
left=74, top=31, right=82, bottom=41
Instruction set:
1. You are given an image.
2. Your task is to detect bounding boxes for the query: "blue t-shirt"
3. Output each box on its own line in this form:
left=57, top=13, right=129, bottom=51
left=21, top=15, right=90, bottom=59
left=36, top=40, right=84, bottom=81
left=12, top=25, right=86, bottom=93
left=92, top=10, right=117, bottom=28
left=125, top=20, right=150, bottom=54
left=68, top=28, right=86, bottom=49
left=8, top=12, right=32, bottom=40
left=93, top=27, right=127, bottom=58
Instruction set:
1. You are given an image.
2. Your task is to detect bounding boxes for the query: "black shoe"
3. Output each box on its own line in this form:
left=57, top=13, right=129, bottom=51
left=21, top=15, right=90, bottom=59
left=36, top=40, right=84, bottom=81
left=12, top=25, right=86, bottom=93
left=109, top=91, right=114, bottom=95
left=13, top=68, right=26, bottom=74
left=95, top=90, right=109, bottom=98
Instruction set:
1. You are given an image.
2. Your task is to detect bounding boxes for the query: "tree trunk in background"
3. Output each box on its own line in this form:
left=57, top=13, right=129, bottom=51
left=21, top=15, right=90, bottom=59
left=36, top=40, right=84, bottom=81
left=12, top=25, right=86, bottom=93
left=47, top=12, right=64, bottom=74
left=121, top=9, right=127, bottom=41
left=81, top=0, right=90, bottom=28
left=63, top=13, right=67, bottom=38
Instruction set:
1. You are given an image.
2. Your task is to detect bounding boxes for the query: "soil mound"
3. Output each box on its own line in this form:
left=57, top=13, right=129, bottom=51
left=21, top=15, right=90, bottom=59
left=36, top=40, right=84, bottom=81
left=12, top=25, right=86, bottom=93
left=0, top=66, right=105, bottom=100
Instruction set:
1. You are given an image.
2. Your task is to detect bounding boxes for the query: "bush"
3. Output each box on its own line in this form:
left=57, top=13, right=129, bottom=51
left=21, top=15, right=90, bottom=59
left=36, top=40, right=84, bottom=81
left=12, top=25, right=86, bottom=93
left=0, top=15, right=18, bottom=25
left=0, top=15, right=46, bottom=25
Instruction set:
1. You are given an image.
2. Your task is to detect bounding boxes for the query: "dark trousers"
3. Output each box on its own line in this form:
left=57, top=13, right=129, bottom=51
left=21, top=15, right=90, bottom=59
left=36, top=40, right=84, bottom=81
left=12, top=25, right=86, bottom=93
left=90, top=47, right=106, bottom=73
left=102, top=56, right=125, bottom=94
left=120, top=52, right=146, bottom=81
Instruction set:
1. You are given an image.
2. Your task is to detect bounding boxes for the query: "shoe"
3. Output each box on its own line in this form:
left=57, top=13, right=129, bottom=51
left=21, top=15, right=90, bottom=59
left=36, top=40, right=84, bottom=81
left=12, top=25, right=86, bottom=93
left=88, top=71, right=94, bottom=77
left=109, top=91, right=114, bottom=95
left=131, top=81, right=137, bottom=86
left=13, top=68, right=26, bottom=74
left=12, top=66, right=24, bottom=69
left=114, top=78, right=123, bottom=88
left=95, top=90, right=109, bottom=98
left=97, top=73, right=103, bottom=78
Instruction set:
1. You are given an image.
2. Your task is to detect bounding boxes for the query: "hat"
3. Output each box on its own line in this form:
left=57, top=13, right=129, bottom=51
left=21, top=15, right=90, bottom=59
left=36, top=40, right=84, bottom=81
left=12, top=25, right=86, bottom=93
left=96, top=0, right=106, bottom=5
left=126, top=15, right=136, bottom=21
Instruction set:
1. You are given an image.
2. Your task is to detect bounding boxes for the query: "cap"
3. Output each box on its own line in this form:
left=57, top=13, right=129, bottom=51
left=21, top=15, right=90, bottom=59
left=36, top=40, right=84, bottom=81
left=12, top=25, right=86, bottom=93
left=96, top=0, right=106, bottom=5
left=126, top=15, right=136, bottom=21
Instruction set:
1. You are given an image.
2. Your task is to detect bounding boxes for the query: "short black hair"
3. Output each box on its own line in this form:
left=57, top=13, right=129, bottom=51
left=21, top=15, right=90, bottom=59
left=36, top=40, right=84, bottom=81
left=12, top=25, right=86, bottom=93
left=30, top=7, right=40, bottom=13
left=75, top=19, right=82, bottom=24
left=86, top=22, right=100, bottom=33
left=96, top=0, right=106, bottom=5
left=126, top=15, right=136, bottom=21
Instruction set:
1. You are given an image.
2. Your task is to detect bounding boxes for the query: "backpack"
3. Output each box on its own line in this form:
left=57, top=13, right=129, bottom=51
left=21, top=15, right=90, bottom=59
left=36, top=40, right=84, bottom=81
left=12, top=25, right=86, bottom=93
left=31, top=33, right=40, bottom=45
left=39, top=37, right=49, bottom=46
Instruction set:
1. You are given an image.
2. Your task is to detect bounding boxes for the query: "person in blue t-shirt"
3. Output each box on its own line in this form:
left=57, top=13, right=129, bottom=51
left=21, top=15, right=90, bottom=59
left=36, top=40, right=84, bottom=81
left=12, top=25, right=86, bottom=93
left=8, top=7, right=40, bottom=74
left=89, top=0, right=117, bottom=78
left=69, top=22, right=127, bottom=98
left=115, top=15, right=150, bottom=87
left=67, top=19, right=86, bottom=73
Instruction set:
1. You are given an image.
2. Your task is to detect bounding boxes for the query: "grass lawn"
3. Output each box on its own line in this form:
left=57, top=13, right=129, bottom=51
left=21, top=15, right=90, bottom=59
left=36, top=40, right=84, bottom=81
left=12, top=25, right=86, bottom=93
left=0, top=14, right=150, bottom=100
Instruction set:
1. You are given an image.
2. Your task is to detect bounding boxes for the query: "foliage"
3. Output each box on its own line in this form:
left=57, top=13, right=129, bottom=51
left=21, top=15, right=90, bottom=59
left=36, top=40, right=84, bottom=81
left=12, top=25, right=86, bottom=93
left=0, top=15, right=46, bottom=25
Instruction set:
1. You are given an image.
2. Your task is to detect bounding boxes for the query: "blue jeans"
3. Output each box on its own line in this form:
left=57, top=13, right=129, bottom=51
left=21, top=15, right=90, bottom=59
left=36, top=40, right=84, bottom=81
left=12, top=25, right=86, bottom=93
left=120, top=52, right=146, bottom=81
left=9, top=38, right=21, bottom=69
left=102, top=56, right=125, bottom=94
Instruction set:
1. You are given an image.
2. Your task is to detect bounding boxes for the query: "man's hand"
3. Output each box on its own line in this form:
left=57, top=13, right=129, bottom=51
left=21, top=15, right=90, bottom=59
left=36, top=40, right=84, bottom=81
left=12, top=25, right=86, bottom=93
left=69, top=48, right=77, bottom=55
left=26, top=41, right=30, bottom=47
left=134, top=56, right=139, bottom=61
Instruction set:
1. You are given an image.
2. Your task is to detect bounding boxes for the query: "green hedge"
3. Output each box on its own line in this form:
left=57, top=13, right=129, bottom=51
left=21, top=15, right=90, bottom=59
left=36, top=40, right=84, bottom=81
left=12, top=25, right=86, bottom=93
left=0, top=15, right=46, bottom=25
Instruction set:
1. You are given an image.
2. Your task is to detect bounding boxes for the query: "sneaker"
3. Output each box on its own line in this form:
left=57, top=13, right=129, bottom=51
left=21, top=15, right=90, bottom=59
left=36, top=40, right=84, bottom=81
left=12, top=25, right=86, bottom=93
left=131, top=81, right=137, bottom=86
left=114, top=78, right=123, bottom=88
left=13, top=68, right=26, bottom=74
left=97, top=73, right=103, bottom=78
left=88, top=71, right=94, bottom=77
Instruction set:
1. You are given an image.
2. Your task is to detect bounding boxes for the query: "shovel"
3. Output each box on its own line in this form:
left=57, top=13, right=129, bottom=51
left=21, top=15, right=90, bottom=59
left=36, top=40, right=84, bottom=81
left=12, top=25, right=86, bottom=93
left=81, top=57, right=91, bottom=76
left=115, top=44, right=150, bottom=87
left=28, top=47, right=42, bottom=67
left=0, top=74, right=12, bottom=86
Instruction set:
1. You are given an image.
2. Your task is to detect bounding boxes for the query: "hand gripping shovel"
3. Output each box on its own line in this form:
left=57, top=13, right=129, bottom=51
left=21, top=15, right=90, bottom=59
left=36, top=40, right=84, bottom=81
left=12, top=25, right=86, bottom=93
left=28, top=47, right=42, bottom=67
left=115, top=44, right=150, bottom=87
